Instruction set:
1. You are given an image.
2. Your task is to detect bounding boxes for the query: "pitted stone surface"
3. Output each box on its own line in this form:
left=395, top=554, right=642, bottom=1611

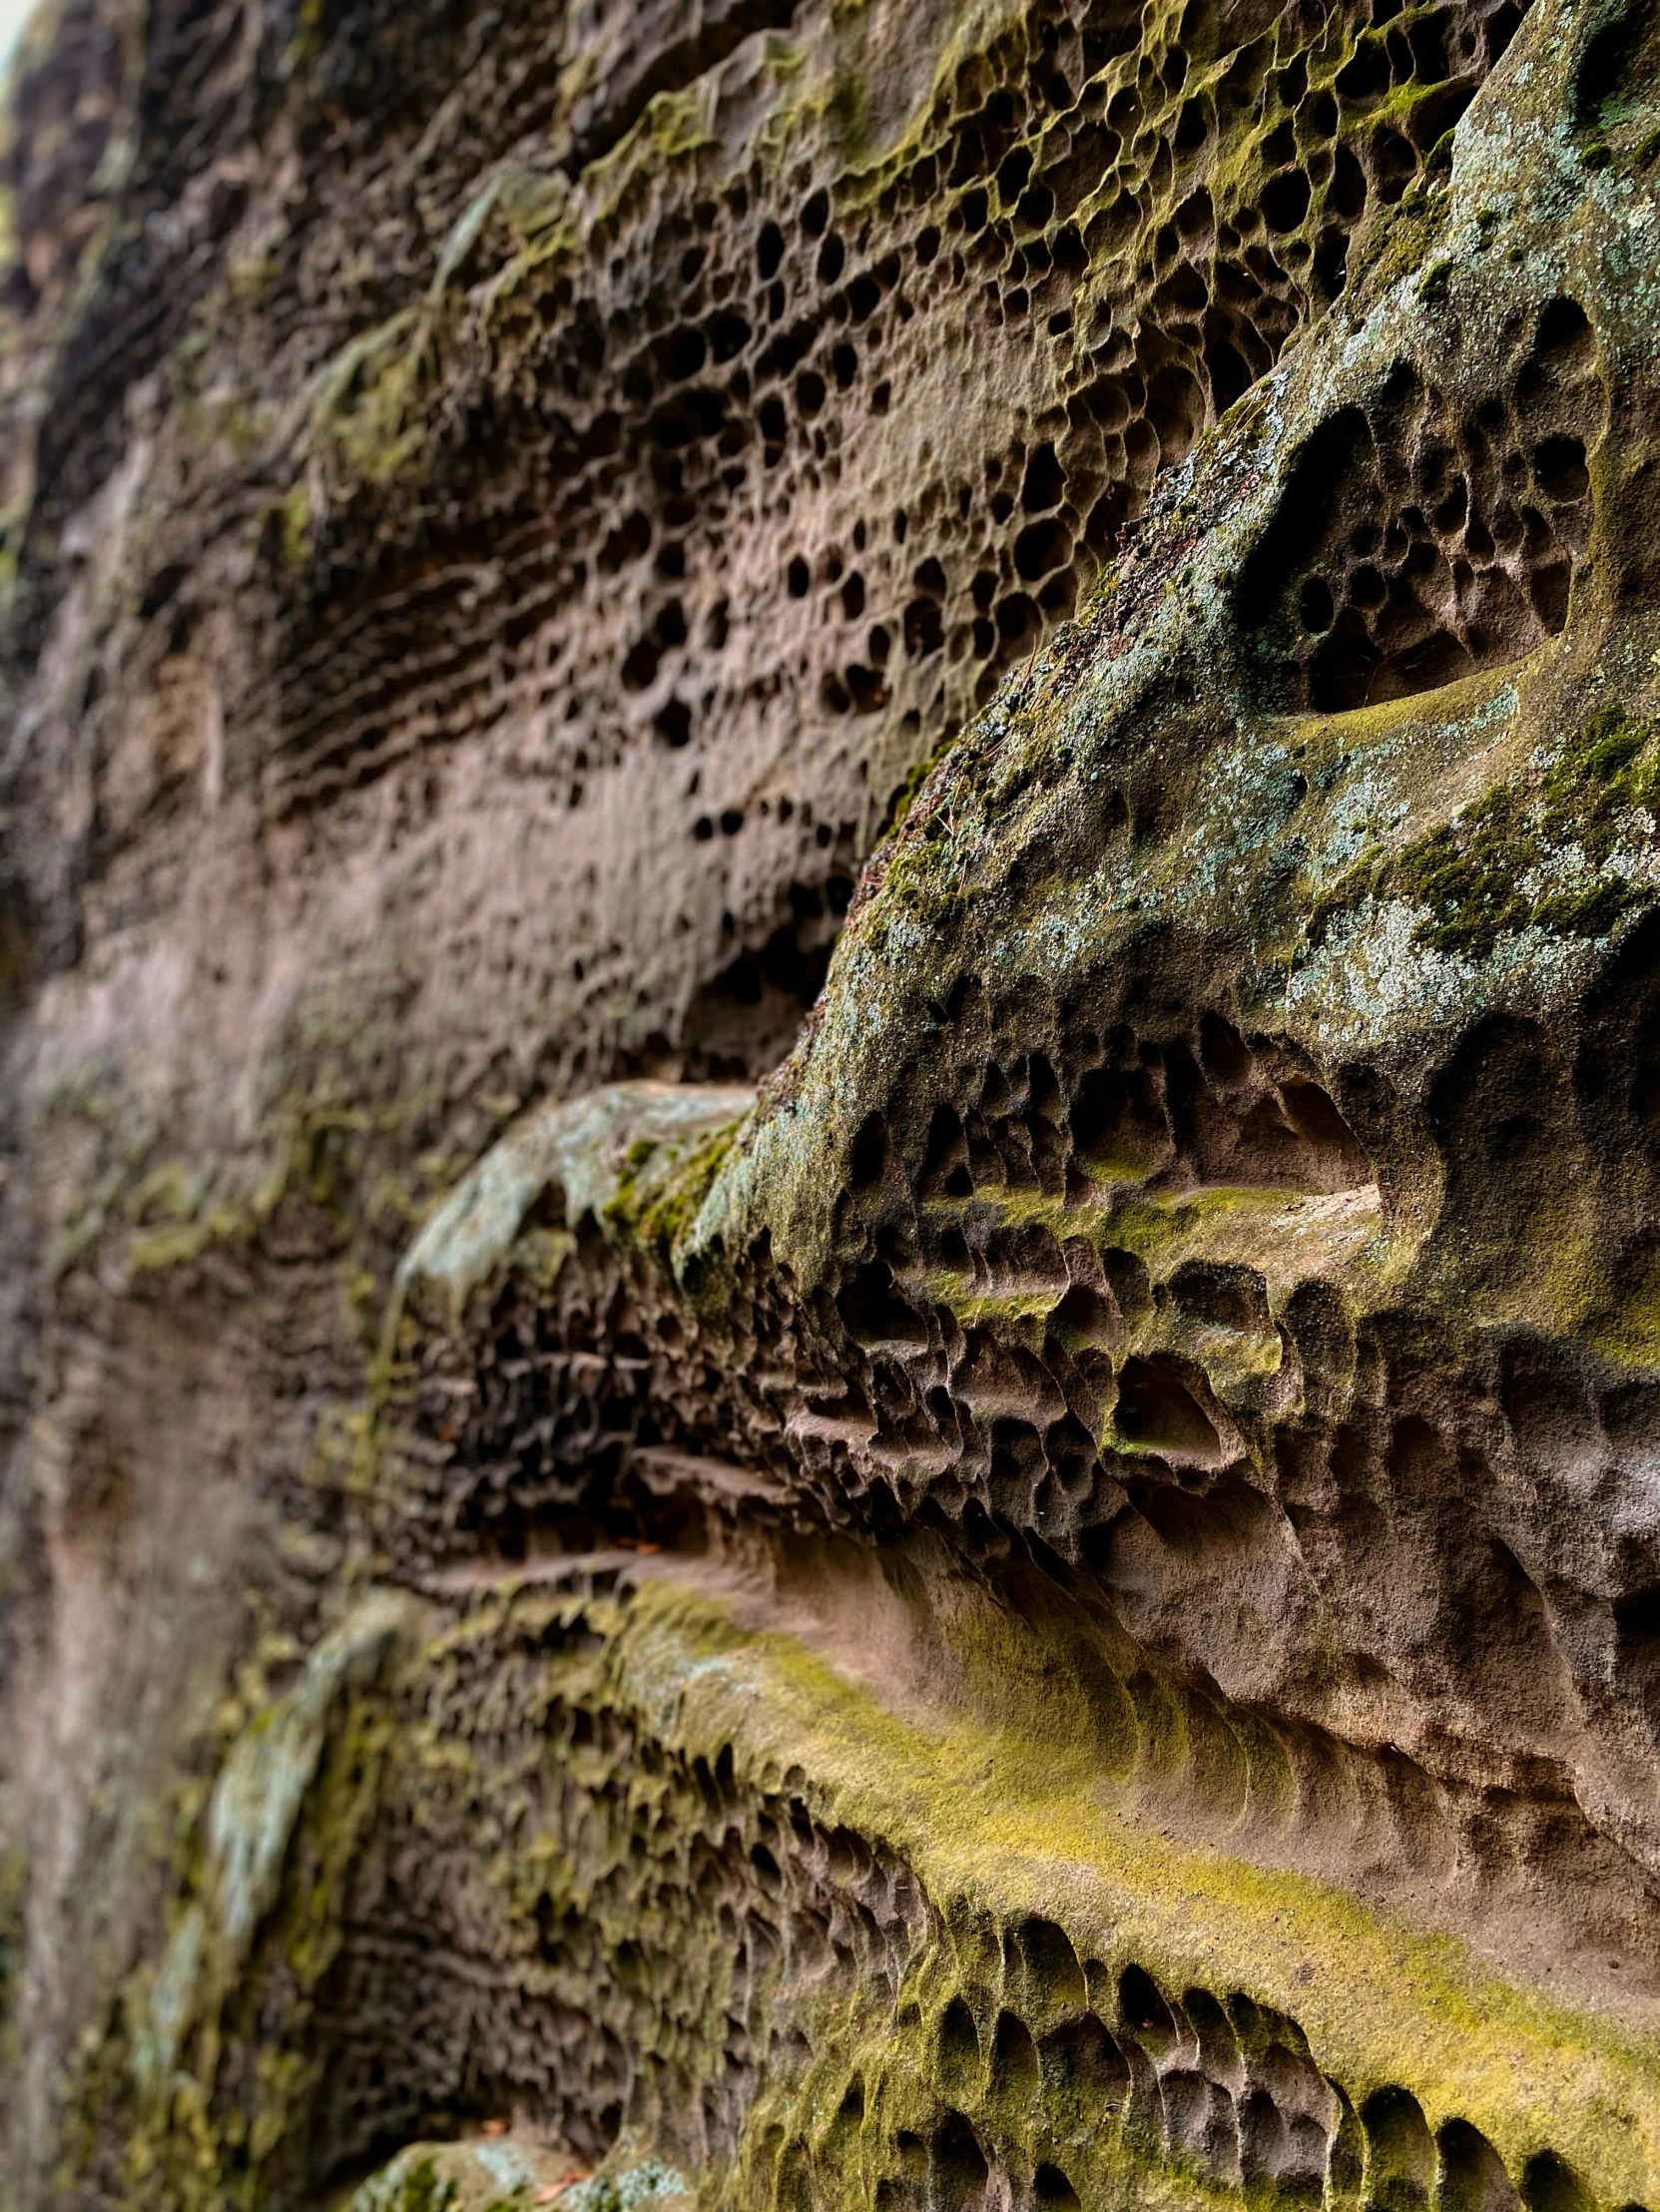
left=3, top=0, right=1660, bottom=2205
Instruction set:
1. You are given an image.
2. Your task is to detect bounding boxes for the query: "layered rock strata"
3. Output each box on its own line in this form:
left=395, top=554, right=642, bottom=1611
left=1, top=0, right=1659, bottom=2204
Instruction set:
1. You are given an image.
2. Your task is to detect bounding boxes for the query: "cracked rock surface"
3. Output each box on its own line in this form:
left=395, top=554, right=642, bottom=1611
left=2, top=0, right=1660, bottom=2203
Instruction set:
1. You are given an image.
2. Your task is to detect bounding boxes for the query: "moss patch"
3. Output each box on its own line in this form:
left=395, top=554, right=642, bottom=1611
left=1307, top=708, right=1660, bottom=964
left=613, top=1573, right=1660, bottom=2205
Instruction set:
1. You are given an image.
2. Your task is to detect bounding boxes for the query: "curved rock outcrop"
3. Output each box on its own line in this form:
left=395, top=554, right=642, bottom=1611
left=1, top=0, right=1659, bottom=2203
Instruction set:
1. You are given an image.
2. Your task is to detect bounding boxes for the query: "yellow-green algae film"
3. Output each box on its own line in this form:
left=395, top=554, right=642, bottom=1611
left=605, top=1569, right=1660, bottom=2202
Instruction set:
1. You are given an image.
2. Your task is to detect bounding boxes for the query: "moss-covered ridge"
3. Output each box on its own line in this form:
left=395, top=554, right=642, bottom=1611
left=101, top=1594, right=409, bottom=2210
left=73, top=1431, right=1660, bottom=2212
left=337, top=1558, right=1660, bottom=2206
left=344, top=2132, right=620, bottom=2211
left=126, top=1551, right=1660, bottom=2211
left=593, top=1567, right=1660, bottom=2202
left=693, top=0, right=1660, bottom=1306
left=394, top=1082, right=755, bottom=1331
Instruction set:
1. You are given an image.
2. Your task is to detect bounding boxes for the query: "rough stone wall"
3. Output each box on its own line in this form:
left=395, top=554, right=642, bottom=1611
left=2, top=0, right=1660, bottom=2203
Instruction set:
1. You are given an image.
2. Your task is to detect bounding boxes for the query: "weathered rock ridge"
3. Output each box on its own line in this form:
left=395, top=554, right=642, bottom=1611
left=1, top=0, right=1659, bottom=2203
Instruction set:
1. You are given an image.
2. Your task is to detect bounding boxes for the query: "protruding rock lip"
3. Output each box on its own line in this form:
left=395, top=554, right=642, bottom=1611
left=396, top=1080, right=757, bottom=1325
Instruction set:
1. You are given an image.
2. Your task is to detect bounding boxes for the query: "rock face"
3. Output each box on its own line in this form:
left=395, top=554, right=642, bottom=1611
left=2, top=0, right=1660, bottom=2200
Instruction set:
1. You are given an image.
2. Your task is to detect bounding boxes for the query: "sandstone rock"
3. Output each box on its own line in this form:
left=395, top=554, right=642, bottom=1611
left=1, top=0, right=1658, bottom=2202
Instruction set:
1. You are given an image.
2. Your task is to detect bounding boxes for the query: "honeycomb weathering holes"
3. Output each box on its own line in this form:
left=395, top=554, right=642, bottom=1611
left=308, top=1652, right=932, bottom=2172
left=272, top=0, right=1532, bottom=1085
left=376, top=970, right=1660, bottom=2203
left=405, top=1008, right=1374, bottom=1576
left=1241, top=297, right=1607, bottom=709
left=641, top=863, right=855, bottom=1080
left=19, top=0, right=1660, bottom=2192
left=1111, top=1353, right=1226, bottom=1463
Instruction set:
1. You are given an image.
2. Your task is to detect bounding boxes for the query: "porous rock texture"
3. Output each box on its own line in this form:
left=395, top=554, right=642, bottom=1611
left=1, top=0, right=1660, bottom=2201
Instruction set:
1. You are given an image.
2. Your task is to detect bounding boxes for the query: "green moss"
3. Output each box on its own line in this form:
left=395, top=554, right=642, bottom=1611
left=1541, top=708, right=1660, bottom=858
left=1338, top=132, right=1451, bottom=304
left=263, top=481, right=312, bottom=572
left=70, top=1597, right=414, bottom=2211
left=1400, top=707, right=1657, bottom=957
left=612, top=1575, right=1660, bottom=2204
left=604, top=1119, right=744, bottom=1271
left=1393, top=783, right=1535, bottom=958
left=127, top=1201, right=262, bottom=1274
left=125, top=1159, right=205, bottom=1227
left=1303, top=709, right=1659, bottom=965
left=347, top=2151, right=460, bottom=2211
left=36, top=1086, right=358, bottom=1290
left=943, top=1287, right=1062, bottom=1327
left=386, top=2158, right=457, bottom=2212
left=881, top=724, right=964, bottom=842
left=1586, top=1260, right=1660, bottom=1372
